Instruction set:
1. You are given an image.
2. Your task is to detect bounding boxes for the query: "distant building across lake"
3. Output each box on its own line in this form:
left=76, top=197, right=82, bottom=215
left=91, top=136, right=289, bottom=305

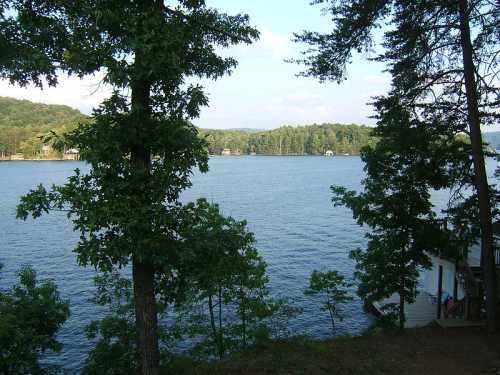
left=324, top=150, right=334, bottom=156
left=10, top=153, right=25, bottom=160
left=221, top=148, right=242, bottom=156
left=41, top=144, right=50, bottom=156
left=64, top=148, right=80, bottom=160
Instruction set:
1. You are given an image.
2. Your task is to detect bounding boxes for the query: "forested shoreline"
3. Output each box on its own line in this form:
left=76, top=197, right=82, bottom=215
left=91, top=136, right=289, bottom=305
left=0, top=97, right=88, bottom=158
left=3, top=96, right=500, bottom=160
left=201, top=124, right=375, bottom=155
left=0, top=97, right=375, bottom=157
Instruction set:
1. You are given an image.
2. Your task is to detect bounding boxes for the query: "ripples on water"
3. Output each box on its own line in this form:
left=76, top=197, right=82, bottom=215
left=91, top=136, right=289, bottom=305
left=4, top=156, right=495, bottom=372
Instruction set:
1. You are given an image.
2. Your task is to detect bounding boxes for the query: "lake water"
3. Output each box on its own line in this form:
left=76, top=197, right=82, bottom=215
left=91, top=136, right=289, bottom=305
left=0, top=156, right=496, bottom=373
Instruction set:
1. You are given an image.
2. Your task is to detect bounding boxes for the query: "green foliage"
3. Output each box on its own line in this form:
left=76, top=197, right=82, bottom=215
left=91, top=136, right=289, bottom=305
left=176, top=199, right=300, bottom=359
left=201, top=123, right=375, bottom=155
left=260, top=297, right=302, bottom=342
left=82, top=271, right=181, bottom=375
left=0, top=2, right=68, bottom=87
left=0, top=97, right=88, bottom=157
left=0, top=265, right=70, bottom=374
left=293, top=0, right=498, bottom=122
left=292, top=0, right=499, bottom=224
left=199, top=129, right=251, bottom=155
left=16, top=97, right=213, bottom=273
left=82, top=272, right=138, bottom=375
left=293, top=0, right=499, bottom=253
left=14, top=0, right=259, bottom=271
left=81, top=201, right=300, bottom=368
left=12, top=1, right=259, bottom=372
left=293, top=0, right=499, bottom=330
left=332, top=96, right=472, bottom=328
left=304, top=270, right=353, bottom=333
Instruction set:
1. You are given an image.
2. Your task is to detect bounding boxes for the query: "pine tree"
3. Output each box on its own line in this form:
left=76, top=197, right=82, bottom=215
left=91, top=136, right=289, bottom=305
left=332, top=95, right=472, bottom=328
left=294, top=0, right=499, bottom=331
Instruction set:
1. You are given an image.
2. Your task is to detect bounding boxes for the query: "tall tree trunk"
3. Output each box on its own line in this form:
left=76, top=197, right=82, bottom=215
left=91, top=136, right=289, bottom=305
left=133, top=258, right=160, bottom=375
left=399, top=291, right=405, bottom=330
left=131, top=71, right=160, bottom=373
left=208, top=294, right=220, bottom=358
left=239, top=289, right=247, bottom=347
left=218, top=284, right=224, bottom=359
left=399, top=245, right=406, bottom=330
left=327, top=298, right=336, bottom=334
left=458, top=0, right=498, bottom=332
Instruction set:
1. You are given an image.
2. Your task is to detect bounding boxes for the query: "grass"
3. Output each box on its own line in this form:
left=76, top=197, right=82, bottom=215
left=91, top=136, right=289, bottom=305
left=169, top=327, right=500, bottom=375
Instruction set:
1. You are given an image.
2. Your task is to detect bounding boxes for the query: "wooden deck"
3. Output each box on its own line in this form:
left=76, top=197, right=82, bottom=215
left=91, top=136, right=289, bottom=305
left=373, top=293, right=437, bottom=328
left=435, top=318, right=485, bottom=328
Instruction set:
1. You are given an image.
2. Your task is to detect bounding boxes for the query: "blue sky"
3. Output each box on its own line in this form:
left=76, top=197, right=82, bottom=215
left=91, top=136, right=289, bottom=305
left=0, top=0, right=392, bottom=129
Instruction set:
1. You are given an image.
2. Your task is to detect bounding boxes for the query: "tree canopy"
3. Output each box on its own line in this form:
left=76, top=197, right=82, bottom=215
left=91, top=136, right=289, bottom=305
left=0, top=265, right=70, bottom=374
left=12, top=1, right=260, bottom=374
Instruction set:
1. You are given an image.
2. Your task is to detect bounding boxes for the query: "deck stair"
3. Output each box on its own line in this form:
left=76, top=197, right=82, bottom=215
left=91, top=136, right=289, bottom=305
left=457, top=263, right=481, bottom=298
left=456, top=259, right=500, bottom=318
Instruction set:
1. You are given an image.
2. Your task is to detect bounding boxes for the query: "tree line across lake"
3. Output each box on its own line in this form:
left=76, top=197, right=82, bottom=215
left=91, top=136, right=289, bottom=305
left=0, top=97, right=375, bottom=157
left=200, top=124, right=375, bottom=155
left=3, top=96, right=500, bottom=159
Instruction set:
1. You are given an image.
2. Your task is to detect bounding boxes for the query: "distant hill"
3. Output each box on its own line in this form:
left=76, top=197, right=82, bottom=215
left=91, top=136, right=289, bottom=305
left=0, top=96, right=375, bottom=158
left=0, top=97, right=87, bottom=157
left=483, top=132, right=500, bottom=150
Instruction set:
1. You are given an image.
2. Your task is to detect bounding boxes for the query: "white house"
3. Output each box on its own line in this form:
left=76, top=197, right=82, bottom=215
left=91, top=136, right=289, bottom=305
left=422, top=243, right=481, bottom=301
left=41, top=144, right=50, bottom=156
left=374, top=225, right=500, bottom=328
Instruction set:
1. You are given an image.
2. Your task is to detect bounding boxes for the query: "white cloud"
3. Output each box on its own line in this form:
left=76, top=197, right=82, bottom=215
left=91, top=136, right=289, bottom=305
left=256, top=27, right=291, bottom=59
left=0, top=72, right=112, bottom=114
left=0, top=23, right=387, bottom=130
left=264, top=91, right=337, bottom=125
left=222, top=27, right=292, bottom=61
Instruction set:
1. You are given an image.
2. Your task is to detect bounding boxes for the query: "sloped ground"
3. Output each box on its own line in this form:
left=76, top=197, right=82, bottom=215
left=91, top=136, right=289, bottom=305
left=187, top=327, right=500, bottom=375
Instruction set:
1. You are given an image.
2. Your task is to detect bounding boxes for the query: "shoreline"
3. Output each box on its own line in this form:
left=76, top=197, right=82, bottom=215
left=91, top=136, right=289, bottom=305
left=0, top=158, right=74, bottom=161
left=0, top=154, right=359, bottom=162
